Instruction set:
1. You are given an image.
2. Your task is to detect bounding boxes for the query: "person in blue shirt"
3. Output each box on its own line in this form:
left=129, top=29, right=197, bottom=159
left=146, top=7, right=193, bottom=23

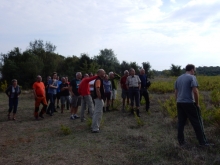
left=139, top=69, right=150, bottom=112
left=46, top=72, right=58, bottom=116
left=103, top=75, right=112, bottom=112
left=55, top=76, right=62, bottom=109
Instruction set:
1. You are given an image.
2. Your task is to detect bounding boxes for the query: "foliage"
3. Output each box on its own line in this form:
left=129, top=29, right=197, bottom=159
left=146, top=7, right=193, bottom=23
left=210, top=89, right=220, bottom=107
left=170, top=64, right=182, bottom=77
left=159, top=96, right=177, bottom=119
left=134, top=111, right=144, bottom=127
left=149, top=80, right=175, bottom=93
left=60, top=124, right=71, bottom=135
left=0, top=80, right=8, bottom=92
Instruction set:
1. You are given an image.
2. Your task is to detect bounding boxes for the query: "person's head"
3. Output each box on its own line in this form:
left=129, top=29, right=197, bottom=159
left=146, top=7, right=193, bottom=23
left=124, top=70, right=129, bottom=76
left=109, top=72, right=114, bottom=78
left=76, top=72, right=82, bottom=80
left=57, top=76, right=60, bottom=80
left=89, top=73, right=93, bottom=77
left=65, top=76, right=68, bottom=82
left=61, top=77, right=66, bottom=83
left=52, top=72, right=57, bottom=79
left=104, top=75, right=109, bottom=81
left=84, top=73, right=89, bottom=78
left=185, top=64, right=196, bottom=75
left=36, top=75, right=42, bottom=82
left=97, top=69, right=105, bottom=79
left=47, top=76, right=51, bottom=81
left=11, top=79, right=17, bottom=86
left=139, top=68, right=145, bottom=75
left=129, top=68, right=135, bottom=76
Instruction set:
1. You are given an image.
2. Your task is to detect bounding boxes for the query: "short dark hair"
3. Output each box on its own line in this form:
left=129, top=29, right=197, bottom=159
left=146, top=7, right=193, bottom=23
left=185, top=64, right=195, bottom=71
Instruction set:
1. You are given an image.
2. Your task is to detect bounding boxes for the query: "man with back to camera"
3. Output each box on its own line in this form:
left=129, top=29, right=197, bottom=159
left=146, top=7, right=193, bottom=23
left=175, top=64, right=213, bottom=146
left=139, top=68, right=150, bottom=112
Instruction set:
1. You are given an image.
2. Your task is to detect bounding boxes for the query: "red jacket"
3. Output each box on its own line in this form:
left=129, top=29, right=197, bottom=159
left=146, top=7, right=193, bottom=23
left=78, top=76, right=98, bottom=96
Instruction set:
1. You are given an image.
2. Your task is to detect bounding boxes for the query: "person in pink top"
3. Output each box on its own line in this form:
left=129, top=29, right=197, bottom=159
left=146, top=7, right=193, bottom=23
left=78, top=75, right=98, bottom=122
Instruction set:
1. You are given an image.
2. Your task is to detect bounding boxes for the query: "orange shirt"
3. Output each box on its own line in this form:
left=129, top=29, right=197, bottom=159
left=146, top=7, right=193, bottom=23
left=33, top=82, right=45, bottom=97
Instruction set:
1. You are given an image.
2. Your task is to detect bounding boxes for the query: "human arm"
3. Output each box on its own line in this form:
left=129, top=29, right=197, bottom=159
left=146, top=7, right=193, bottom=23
left=192, top=87, right=199, bottom=106
left=95, top=80, right=102, bottom=99
left=113, top=73, right=121, bottom=79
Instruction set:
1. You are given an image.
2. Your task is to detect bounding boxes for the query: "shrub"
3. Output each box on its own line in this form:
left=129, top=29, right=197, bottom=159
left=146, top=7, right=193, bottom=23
left=60, top=124, right=71, bottom=135
left=0, top=80, right=8, bottom=92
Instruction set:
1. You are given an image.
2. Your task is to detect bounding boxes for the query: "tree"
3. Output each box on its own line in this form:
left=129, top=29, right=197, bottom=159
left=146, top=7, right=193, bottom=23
left=142, top=62, right=151, bottom=74
left=170, top=64, right=182, bottom=76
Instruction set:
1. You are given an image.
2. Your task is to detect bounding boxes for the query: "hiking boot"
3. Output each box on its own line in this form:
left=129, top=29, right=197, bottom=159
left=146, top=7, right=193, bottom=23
left=136, top=109, right=140, bottom=117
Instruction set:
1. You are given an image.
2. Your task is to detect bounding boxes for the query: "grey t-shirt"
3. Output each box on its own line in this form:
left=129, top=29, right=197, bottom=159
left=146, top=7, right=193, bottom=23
left=175, top=73, right=198, bottom=103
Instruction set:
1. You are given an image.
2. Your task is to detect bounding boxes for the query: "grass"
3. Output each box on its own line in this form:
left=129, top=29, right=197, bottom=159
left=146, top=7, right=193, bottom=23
left=0, top=88, right=220, bottom=165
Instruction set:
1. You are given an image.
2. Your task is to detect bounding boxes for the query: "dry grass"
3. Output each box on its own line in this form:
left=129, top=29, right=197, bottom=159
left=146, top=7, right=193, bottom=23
left=0, top=90, right=220, bottom=165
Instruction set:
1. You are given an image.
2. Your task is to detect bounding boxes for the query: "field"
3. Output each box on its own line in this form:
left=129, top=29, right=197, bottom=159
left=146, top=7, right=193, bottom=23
left=0, top=77, right=220, bottom=165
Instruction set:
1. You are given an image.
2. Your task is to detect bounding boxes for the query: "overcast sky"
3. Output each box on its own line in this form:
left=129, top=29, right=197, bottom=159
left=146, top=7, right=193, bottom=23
left=0, top=0, right=220, bottom=71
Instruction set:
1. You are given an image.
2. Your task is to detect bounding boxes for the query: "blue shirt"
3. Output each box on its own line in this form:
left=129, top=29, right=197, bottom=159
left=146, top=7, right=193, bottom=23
left=56, top=80, right=62, bottom=93
left=48, top=79, right=58, bottom=94
left=103, top=80, right=112, bottom=93
left=139, top=74, right=147, bottom=88
left=175, top=73, right=198, bottom=103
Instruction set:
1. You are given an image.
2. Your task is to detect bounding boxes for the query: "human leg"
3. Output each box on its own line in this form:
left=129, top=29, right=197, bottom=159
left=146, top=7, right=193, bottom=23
left=92, top=99, right=104, bottom=132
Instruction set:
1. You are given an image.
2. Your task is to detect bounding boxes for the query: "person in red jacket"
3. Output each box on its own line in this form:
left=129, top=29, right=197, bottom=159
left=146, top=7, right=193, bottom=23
left=78, top=75, right=98, bottom=122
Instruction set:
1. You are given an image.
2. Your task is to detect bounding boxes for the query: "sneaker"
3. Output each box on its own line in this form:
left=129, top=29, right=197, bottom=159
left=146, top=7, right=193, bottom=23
left=91, top=130, right=100, bottom=133
left=74, top=115, right=80, bottom=119
left=70, top=116, right=75, bottom=120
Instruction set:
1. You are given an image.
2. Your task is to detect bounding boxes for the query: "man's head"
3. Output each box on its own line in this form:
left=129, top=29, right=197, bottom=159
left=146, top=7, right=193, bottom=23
left=104, top=75, right=109, bottom=81
left=36, top=75, right=42, bottom=82
left=84, top=73, right=89, bottom=78
left=11, top=79, right=17, bottom=86
left=124, top=70, right=129, bottom=76
left=109, top=72, right=114, bottom=79
left=89, top=73, right=93, bottom=77
left=139, top=68, right=145, bottom=75
left=52, top=72, right=57, bottom=79
left=97, top=69, right=105, bottom=79
left=61, top=77, right=66, bottom=83
left=129, top=68, right=135, bottom=76
left=65, top=76, right=68, bottom=82
left=185, top=64, right=196, bottom=75
left=47, top=76, right=51, bottom=81
left=76, top=72, right=82, bottom=80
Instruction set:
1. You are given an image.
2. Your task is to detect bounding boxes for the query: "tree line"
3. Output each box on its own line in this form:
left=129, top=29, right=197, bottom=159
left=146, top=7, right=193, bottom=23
left=0, top=40, right=219, bottom=89
left=0, top=40, right=152, bottom=89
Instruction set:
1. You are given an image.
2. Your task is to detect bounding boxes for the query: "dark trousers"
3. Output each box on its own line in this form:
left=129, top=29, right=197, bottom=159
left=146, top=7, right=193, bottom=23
left=47, top=93, right=56, bottom=114
left=177, top=103, right=207, bottom=145
left=129, top=88, right=140, bottom=107
left=140, top=88, right=150, bottom=110
left=8, top=98, right=18, bottom=114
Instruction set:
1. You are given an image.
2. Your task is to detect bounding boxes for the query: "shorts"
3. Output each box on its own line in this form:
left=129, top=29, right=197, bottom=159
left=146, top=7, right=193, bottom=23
left=121, top=89, right=129, bottom=99
left=60, top=96, right=70, bottom=105
left=71, top=95, right=81, bottom=108
left=110, top=89, right=117, bottom=100
left=104, top=92, right=111, bottom=101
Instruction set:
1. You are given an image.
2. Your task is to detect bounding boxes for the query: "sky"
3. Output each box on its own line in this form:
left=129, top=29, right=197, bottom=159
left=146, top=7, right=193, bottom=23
left=0, top=0, right=220, bottom=71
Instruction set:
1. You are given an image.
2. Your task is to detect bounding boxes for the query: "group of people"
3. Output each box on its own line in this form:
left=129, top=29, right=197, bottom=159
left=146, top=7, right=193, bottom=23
left=5, top=64, right=213, bottom=146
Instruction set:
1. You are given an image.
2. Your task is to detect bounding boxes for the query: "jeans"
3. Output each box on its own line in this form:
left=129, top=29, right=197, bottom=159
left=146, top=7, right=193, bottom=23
left=9, top=97, right=18, bottom=114
left=129, top=88, right=140, bottom=107
left=140, top=88, right=150, bottom=110
left=92, top=99, right=104, bottom=131
left=47, top=93, right=56, bottom=114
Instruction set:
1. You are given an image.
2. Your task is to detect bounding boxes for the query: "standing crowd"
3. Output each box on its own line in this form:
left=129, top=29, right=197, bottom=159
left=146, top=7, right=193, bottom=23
left=5, top=64, right=213, bottom=146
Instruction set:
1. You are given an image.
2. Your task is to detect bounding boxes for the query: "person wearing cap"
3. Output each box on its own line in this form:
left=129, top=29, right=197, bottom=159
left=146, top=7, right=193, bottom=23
left=126, top=68, right=141, bottom=117
left=5, top=79, right=21, bottom=120
left=120, top=70, right=129, bottom=112
left=33, top=75, right=48, bottom=119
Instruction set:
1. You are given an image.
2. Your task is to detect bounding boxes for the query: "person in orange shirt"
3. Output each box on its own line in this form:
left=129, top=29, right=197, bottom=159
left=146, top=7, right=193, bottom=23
left=33, top=75, right=48, bottom=119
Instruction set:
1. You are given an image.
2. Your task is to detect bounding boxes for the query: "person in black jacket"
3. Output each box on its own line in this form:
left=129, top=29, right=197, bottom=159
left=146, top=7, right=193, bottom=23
left=5, top=79, right=21, bottom=120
